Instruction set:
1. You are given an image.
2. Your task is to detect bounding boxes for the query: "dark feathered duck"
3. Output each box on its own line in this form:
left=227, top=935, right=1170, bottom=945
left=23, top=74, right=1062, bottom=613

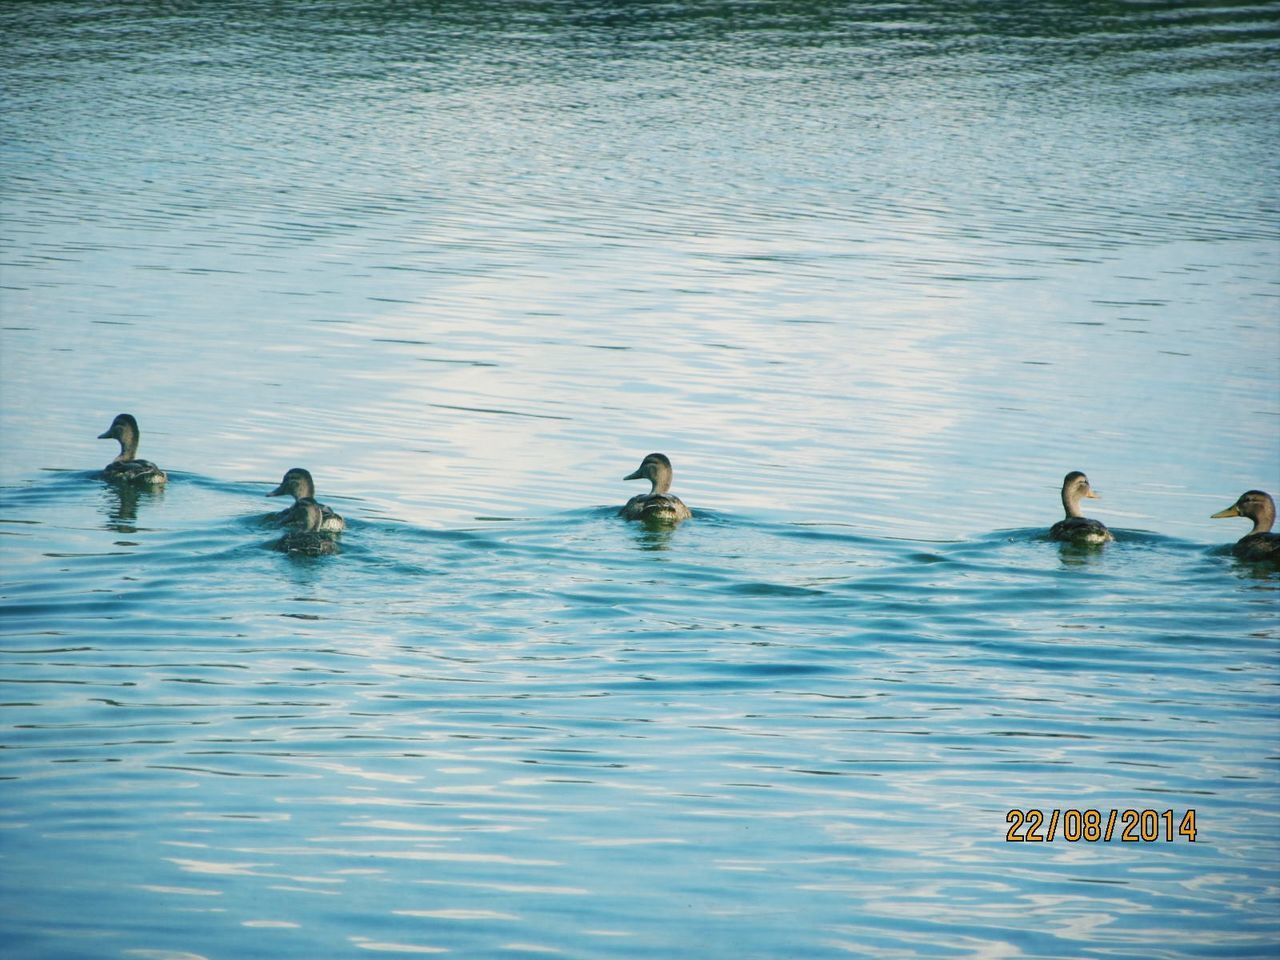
left=1211, top=490, right=1279, bottom=562
left=273, top=498, right=339, bottom=556
left=266, top=467, right=345, bottom=532
left=1048, top=471, right=1112, bottom=545
left=620, top=453, right=692, bottom=524
left=97, top=413, right=167, bottom=486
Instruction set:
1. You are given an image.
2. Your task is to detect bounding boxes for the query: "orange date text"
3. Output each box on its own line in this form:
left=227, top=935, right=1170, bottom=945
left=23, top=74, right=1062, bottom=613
left=1005, top=808, right=1197, bottom=842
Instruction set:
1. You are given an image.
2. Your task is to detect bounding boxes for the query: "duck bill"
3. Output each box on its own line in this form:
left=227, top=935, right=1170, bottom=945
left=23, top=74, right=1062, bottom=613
left=1085, top=490, right=1100, bottom=499
left=1211, top=505, right=1241, bottom=519
left=96, top=429, right=113, bottom=440
left=266, top=483, right=288, bottom=498
left=623, top=468, right=643, bottom=481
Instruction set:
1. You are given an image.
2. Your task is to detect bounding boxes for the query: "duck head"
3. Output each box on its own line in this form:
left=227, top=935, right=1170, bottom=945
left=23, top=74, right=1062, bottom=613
left=624, top=453, right=675, bottom=496
left=1061, top=470, right=1099, bottom=518
left=1212, top=490, right=1275, bottom=535
left=267, top=467, right=316, bottom=501
left=97, top=413, right=141, bottom=461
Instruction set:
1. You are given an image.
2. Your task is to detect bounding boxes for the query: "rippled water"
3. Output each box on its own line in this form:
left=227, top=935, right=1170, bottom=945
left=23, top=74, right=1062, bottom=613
left=3, top=2, right=1279, bottom=958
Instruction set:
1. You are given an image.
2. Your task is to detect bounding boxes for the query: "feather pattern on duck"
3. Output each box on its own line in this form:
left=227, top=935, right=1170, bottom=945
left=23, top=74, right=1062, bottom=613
left=620, top=453, right=692, bottom=524
left=1048, top=471, right=1112, bottom=545
left=274, top=498, right=339, bottom=556
left=97, top=413, right=166, bottom=485
left=1211, top=490, right=1280, bottom=562
left=266, top=467, right=345, bottom=532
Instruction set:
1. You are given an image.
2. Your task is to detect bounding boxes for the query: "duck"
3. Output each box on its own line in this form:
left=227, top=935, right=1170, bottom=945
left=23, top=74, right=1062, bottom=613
left=266, top=467, right=345, bottom=532
left=1211, top=490, right=1280, bottom=562
left=97, top=413, right=167, bottom=485
left=620, top=453, right=692, bottom=523
left=1048, top=471, right=1113, bottom=545
left=273, top=498, right=339, bottom=556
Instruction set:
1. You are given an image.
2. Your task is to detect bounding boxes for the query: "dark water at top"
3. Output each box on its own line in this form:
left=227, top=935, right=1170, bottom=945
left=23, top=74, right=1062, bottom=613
left=2, top=2, right=1279, bottom=958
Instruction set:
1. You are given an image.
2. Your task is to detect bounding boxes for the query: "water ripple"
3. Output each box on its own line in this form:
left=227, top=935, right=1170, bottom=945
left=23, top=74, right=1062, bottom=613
left=4, top=2, right=1279, bottom=957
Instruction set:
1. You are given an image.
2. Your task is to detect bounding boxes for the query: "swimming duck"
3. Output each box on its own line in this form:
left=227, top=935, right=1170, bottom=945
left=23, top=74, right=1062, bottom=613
left=97, top=413, right=167, bottom=485
left=1048, top=471, right=1113, bottom=545
left=621, top=453, right=692, bottom=523
left=1211, top=490, right=1279, bottom=562
left=273, top=498, right=339, bottom=556
left=266, top=467, right=345, bottom=532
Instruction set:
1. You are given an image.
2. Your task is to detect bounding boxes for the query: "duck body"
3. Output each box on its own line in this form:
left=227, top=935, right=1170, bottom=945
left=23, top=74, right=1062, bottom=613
left=271, top=498, right=345, bottom=533
left=621, top=492, right=692, bottom=524
left=620, top=453, right=691, bottom=523
left=1212, top=490, right=1280, bottom=562
left=1048, top=470, right=1112, bottom=545
left=102, top=457, right=167, bottom=486
left=1049, top=516, right=1113, bottom=545
left=279, top=530, right=339, bottom=556
left=98, top=414, right=166, bottom=485
left=1232, top=533, right=1280, bottom=563
left=273, top=498, right=339, bottom=556
left=266, top=467, right=345, bottom=532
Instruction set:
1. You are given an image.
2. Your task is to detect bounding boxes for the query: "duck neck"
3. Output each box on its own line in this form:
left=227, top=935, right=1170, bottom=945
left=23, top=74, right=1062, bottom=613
left=1248, top=504, right=1275, bottom=535
left=113, top=432, right=139, bottom=463
left=650, top=470, right=671, bottom=496
left=1062, top=489, right=1083, bottom=519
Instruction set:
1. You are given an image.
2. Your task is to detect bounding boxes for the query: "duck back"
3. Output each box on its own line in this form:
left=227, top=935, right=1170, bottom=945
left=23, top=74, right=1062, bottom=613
left=1234, top=532, right=1280, bottom=562
left=621, top=493, right=692, bottom=524
left=1049, top=516, right=1113, bottom=545
left=269, top=500, right=345, bottom=532
left=102, top=459, right=167, bottom=486
left=276, top=530, right=339, bottom=556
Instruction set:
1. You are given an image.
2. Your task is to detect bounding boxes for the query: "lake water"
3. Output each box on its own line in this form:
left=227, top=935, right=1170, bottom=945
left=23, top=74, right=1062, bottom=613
left=2, top=2, right=1279, bottom=958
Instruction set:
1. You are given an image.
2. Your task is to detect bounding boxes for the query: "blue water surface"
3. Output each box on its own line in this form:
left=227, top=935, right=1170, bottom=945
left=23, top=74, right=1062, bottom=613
left=2, top=3, right=1278, bottom=959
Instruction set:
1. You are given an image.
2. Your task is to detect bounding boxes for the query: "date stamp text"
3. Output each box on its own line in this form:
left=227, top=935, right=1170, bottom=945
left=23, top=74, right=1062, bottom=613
left=1005, top=808, right=1197, bottom=842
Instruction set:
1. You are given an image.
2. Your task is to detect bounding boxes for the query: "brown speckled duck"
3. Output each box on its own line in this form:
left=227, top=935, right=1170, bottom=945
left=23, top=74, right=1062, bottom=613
left=97, top=413, right=167, bottom=485
left=267, top=467, right=345, bottom=532
left=273, top=499, right=339, bottom=556
left=1048, top=471, right=1112, bottom=545
left=1211, top=490, right=1279, bottom=562
left=620, top=453, right=692, bottom=524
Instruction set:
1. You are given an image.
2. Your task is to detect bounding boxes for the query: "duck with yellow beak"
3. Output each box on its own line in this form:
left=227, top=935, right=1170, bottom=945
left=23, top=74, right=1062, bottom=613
left=1211, top=490, right=1279, bottom=562
left=1048, top=471, right=1112, bottom=545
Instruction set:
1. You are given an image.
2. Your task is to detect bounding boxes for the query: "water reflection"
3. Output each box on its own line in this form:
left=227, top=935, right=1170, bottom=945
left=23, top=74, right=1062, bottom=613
left=1225, top=554, right=1280, bottom=580
left=1054, top=543, right=1107, bottom=567
left=626, top=520, right=679, bottom=552
left=99, top=481, right=162, bottom=533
